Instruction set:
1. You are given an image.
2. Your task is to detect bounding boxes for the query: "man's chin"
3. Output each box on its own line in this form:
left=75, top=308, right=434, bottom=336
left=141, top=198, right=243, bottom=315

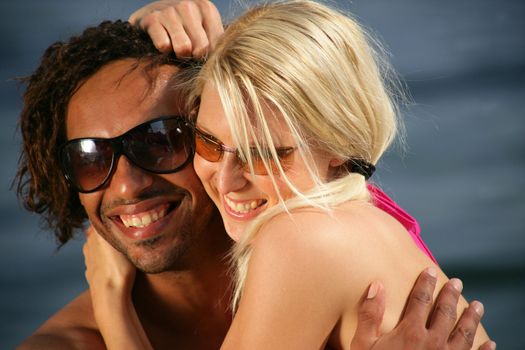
left=133, top=260, right=173, bottom=274
left=125, top=238, right=192, bottom=274
left=130, top=254, right=190, bottom=274
left=95, top=215, right=195, bottom=273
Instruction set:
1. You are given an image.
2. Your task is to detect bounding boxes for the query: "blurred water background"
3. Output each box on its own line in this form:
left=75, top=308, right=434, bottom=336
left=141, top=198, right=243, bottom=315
left=1, top=0, right=524, bottom=348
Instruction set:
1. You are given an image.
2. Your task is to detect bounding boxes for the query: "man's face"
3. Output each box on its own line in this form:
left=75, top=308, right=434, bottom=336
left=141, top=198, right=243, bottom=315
left=66, top=59, right=216, bottom=273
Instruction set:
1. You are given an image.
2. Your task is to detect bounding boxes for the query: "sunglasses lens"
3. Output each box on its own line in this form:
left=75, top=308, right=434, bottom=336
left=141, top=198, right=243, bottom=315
left=247, top=150, right=269, bottom=175
left=195, top=132, right=222, bottom=162
left=61, top=139, right=114, bottom=192
left=247, top=148, right=295, bottom=175
left=60, top=117, right=193, bottom=193
left=125, top=118, right=193, bottom=173
left=194, top=127, right=296, bottom=175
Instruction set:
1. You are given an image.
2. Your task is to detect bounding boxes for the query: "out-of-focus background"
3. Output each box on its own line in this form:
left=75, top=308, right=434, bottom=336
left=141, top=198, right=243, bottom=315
left=1, top=0, right=523, bottom=348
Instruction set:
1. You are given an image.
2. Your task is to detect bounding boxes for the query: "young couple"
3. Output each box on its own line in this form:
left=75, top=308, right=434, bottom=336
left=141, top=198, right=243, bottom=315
left=17, top=0, right=492, bottom=349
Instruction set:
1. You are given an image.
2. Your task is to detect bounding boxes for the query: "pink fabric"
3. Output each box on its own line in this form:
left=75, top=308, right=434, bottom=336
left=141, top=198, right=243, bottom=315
left=368, top=184, right=437, bottom=264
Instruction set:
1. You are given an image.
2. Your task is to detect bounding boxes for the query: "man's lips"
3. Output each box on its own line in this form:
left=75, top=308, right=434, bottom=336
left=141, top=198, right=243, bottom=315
left=119, top=203, right=170, bottom=228
left=105, top=199, right=183, bottom=240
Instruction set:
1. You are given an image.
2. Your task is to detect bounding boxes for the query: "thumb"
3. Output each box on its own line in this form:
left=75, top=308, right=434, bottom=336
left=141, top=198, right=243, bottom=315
left=351, top=281, right=385, bottom=350
left=85, top=224, right=98, bottom=238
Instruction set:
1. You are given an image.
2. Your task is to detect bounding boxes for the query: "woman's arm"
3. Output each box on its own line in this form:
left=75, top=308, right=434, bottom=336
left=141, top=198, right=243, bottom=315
left=83, top=227, right=153, bottom=350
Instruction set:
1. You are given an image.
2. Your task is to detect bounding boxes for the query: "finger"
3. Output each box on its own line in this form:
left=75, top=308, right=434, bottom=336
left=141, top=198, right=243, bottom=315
left=140, top=11, right=184, bottom=54
left=478, top=340, right=496, bottom=350
left=448, top=300, right=484, bottom=349
left=428, top=278, right=462, bottom=338
left=128, top=1, right=172, bottom=24
left=85, top=225, right=96, bottom=238
left=175, top=1, right=210, bottom=57
left=82, top=241, right=88, bottom=259
left=154, top=8, right=193, bottom=57
left=146, top=20, right=173, bottom=53
left=350, top=281, right=385, bottom=350
left=198, top=0, right=224, bottom=50
left=402, top=267, right=437, bottom=325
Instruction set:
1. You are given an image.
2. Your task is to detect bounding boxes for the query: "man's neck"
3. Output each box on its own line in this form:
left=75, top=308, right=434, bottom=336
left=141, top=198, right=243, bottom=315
left=132, top=214, right=233, bottom=349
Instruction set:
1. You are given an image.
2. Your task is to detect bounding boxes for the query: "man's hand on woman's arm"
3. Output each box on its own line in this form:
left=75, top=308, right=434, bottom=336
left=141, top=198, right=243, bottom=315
left=352, top=268, right=496, bottom=350
left=129, top=0, right=223, bottom=58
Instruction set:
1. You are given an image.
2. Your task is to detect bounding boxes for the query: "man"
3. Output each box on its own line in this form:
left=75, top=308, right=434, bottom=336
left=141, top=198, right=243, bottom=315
left=15, top=14, right=491, bottom=350
left=16, top=20, right=232, bottom=349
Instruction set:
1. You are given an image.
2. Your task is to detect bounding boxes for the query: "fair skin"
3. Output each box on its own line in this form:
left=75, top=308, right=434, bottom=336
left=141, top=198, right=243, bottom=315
left=194, top=84, right=333, bottom=240
left=128, top=0, right=224, bottom=57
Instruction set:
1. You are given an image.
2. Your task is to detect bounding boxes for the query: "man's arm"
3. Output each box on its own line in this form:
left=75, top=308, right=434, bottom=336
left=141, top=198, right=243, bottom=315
left=352, top=268, right=496, bottom=350
left=16, top=291, right=106, bottom=350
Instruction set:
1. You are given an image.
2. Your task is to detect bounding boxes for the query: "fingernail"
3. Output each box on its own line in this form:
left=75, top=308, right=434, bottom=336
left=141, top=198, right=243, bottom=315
left=472, top=300, right=484, bottom=316
left=450, top=278, right=463, bottom=292
left=489, top=341, right=496, bottom=350
left=367, top=281, right=380, bottom=299
left=426, top=267, right=437, bottom=278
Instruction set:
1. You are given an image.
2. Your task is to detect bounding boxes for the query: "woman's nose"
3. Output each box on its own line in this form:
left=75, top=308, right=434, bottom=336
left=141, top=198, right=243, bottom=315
left=215, top=152, right=248, bottom=194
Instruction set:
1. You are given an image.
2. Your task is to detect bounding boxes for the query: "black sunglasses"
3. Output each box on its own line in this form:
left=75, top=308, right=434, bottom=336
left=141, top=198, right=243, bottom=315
left=59, top=116, right=194, bottom=193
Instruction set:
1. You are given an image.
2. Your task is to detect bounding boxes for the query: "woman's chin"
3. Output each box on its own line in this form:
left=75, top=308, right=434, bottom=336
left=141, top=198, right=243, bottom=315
left=225, top=222, right=244, bottom=242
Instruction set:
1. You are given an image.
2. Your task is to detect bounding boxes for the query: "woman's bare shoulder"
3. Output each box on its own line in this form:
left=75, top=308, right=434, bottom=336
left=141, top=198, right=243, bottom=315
left=255, top=201, right=403, bottom=254
left=250, top=202, right=397, bottom=289
left=251, top=200, right=432, bottom=298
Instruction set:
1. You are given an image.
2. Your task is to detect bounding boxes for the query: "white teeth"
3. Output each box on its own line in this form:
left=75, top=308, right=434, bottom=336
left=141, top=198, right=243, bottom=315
left=142, top=215, right=152, bottom=226
left=225, top=197, right=264, bottom=214
left=131, top=217, right=142, bottom=227
left=121, top=208, right=167, bottom=228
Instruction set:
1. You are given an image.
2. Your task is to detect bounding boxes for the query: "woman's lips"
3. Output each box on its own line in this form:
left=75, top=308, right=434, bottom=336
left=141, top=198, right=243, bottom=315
left=222, top=196, right=267, bottom=220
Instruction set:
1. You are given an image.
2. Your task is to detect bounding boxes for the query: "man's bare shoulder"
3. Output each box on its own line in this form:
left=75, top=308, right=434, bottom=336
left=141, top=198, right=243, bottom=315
left=17, top=290, right=105, bottom=350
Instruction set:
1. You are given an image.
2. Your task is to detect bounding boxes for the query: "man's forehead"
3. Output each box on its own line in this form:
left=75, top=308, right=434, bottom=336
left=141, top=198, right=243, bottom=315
left=66, top=59, right=184, bottom=139
left=72, top=59, right=180, bottom=106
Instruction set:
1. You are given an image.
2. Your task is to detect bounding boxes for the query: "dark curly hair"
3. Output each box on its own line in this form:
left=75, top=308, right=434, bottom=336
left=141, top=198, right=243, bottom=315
left=15, top=20, right=198, bottom=246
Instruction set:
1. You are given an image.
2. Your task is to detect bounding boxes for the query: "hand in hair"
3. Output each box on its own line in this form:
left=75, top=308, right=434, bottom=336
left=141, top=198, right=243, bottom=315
left=129, top=0, right=223, bottom=58
left=351, top=268, right=496, bottom=350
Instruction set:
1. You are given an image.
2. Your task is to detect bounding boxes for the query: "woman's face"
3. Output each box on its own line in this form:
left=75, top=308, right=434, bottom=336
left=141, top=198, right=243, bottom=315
left=194, top=82, right=333, bottom=241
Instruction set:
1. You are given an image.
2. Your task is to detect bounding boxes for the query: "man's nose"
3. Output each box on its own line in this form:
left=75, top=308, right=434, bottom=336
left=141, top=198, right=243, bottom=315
left=215, top=152, right=248, bottom=195
left=107, top=156, right=154, bottom=198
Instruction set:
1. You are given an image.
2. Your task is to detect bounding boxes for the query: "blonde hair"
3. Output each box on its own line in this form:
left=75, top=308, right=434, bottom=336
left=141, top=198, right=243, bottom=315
left=195, top=0, right=404, bottom=309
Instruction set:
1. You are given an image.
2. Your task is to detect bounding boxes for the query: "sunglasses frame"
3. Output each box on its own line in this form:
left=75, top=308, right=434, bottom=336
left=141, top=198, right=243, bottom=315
left=59, top=116, right=194, bottom=193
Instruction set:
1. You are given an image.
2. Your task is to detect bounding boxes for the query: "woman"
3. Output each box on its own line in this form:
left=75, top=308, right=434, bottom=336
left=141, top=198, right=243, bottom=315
left=85, top=1, right=491, bottom=348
